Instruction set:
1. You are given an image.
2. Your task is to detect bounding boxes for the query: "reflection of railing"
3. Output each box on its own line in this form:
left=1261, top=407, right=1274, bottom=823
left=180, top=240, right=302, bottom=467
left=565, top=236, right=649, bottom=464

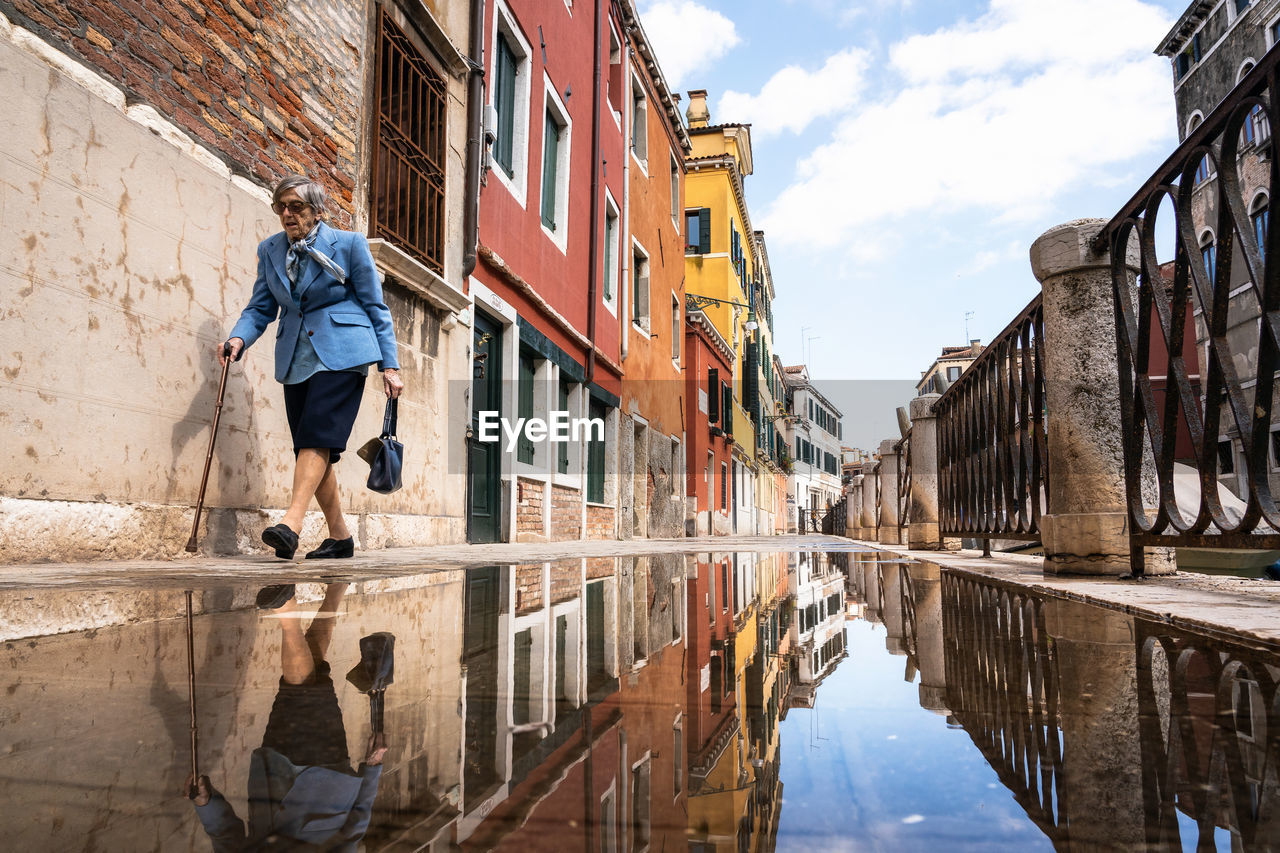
left=936, top=297, right=1048, bottom=546
left=1098, top=50, right=1280, bottom=569
left=940, top=574, right=1067, bottom=843
left=1136, top=618, right=1279, bottom=849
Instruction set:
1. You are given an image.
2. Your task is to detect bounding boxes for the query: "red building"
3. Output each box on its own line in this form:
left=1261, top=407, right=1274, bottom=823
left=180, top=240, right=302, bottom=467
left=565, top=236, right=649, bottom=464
left=469, top=0, right=627, bottom=543
left=685, top=313, right=737, bottom=535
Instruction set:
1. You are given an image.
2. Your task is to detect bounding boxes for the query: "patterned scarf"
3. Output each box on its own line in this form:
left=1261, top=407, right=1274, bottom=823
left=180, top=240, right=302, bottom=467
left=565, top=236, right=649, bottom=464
left=285, top=224, right=347, bottom=289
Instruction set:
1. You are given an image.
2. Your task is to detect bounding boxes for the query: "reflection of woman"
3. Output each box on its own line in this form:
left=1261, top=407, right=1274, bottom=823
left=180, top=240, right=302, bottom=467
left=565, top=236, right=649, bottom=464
left=220, top=175, right=404, bottom=561
left=186, top=584, right=388, bottom=851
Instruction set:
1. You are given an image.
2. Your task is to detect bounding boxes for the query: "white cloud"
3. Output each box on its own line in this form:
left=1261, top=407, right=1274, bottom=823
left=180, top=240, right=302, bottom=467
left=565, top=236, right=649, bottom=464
left=762, top=0, right=1177, bottom=252
left=718, top=49, right=871, bottom=136
left=639, top=1, right=741, bottom=91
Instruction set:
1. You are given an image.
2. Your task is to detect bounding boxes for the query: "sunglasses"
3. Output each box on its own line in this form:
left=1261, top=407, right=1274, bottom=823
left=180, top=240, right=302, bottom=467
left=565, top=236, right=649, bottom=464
left=272, top=200, right=312, bottom=215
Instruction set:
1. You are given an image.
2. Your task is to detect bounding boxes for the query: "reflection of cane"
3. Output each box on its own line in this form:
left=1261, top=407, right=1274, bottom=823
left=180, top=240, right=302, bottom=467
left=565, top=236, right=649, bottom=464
left=185, top=342, right=233, bottom=553
left=186, top=590, right=200, bottom=796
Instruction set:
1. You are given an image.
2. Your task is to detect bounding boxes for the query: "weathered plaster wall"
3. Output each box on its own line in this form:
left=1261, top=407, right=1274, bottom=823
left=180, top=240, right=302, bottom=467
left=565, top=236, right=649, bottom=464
left=0, top=22, right=466, bottom=562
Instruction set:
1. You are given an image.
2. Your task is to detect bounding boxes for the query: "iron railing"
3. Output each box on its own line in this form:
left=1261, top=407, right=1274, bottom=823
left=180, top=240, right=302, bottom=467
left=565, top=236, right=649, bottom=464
left=1099, top=46, right=1280, bottom=572
left=936, top=296, right=1048, bottom=545
left=819, top=496, right=847, bottom=536
left=873, top=460, right=882, bottom=536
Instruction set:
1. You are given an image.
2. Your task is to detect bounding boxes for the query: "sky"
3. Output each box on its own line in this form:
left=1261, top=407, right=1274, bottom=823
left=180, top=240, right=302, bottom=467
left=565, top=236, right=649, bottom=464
left=637, top=0, right=1191, bottom=392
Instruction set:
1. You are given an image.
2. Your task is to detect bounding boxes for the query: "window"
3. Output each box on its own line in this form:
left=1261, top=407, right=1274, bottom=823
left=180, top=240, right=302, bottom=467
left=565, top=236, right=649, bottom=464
left=631, top=75, right=648, bottom=163
left=670, top=154, right=680, bottom=223
left=604, top=195, right=619, bottom=308
left=1253, top=195, right=1269, bottom=261
left=607, top=27, right=622, bottom=119
left=1219, top=439, right=1235, bottom=475
left=558, top=377, right=573, bottom=474
left=587, top=398, right=608, bottom=502
left=540, top=84, right=572, bottom=243
left=1201, top=233, right=1217, bottom=284
left=371, top=10, right=446, bottom=274
left=673, top=719, right=684, bottom=795
left=518, top=350, right=537, bottom=464
left=1237, top=0, right=1252, bottom=14
left=947, top=366, right=961, bottom=381
left=1271, top=426, right=1280, bottom=470
left=685, top=208, right=710, bottom=254
left=631, top=758, right=651, bottom=850
left=707, top=367, right=720, bottom=424
left=490, top=3, right=532, bottom=202
left=671, top=295, right=680, bottom=361
left=600, top=788, right=617, bottom=853
left=632, top=243, right=650, bottom=330
left=720, top=462, right=727, bottom=510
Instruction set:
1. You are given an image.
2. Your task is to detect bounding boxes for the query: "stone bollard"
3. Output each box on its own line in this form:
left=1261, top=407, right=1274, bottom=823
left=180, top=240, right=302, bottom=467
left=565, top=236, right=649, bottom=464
left=907, top=394, right=960, bottom=551
left=905, top=561, right=948, bottom=714
left=860, top=461, right=878, bottom=540
left=1030, top=219, right=1174, bottom=575
left=847, top=475, right=863, bottom=537
left=877, top=439, right=901, bottom=545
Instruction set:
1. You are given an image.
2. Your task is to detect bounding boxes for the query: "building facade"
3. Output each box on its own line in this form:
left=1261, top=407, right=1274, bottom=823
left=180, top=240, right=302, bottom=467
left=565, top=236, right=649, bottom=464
left=780, top=365, right=845, bottom=528
left=915, top=340, right=983, bottom=395
left=0, top=0, right=474, bottom=561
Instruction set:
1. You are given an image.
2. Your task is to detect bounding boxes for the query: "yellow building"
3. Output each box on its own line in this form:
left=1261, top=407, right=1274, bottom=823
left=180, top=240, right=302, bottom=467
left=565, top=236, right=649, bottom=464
left=684, top=89, right=762, bottom=534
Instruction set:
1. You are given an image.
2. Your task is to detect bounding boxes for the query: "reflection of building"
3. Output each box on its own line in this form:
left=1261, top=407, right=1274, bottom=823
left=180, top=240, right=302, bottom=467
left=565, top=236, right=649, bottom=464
left=457, top=555, right=688, bottom=850
left=786, top=552, right=847, bottom=709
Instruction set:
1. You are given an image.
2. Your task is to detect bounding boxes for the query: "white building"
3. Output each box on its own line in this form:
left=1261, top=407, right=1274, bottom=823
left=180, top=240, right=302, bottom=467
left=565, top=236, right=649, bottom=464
left=780, top=365, right=846, bottom=529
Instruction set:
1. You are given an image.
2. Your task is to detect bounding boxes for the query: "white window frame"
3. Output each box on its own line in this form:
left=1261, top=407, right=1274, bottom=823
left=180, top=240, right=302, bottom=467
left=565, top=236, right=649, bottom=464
left=603, top=192, right=620, bottom=316
left=515, top=352, right=552, bottom=479
left=1270, top=423, right=1280, bottom=472
left=671, top=293, right=680, bottom=364
left=540, top=75, right=573, bottom=253
left=631, top=238, right=651, bottom=334
left=489, top=0, right=533, bottom=208
left=630, top=71, right=648, bottom=173
left=669, top=153, right=680, bottom=228
left=607, top=25, right=623, bottom=129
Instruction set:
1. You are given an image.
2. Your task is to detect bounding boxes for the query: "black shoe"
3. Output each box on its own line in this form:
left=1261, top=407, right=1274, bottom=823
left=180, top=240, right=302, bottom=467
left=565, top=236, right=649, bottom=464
left=256, top=584, right=296, bottom=610
left=305, top=537, right=355, bottom=560
left=261, top=524, right=299, bottom=559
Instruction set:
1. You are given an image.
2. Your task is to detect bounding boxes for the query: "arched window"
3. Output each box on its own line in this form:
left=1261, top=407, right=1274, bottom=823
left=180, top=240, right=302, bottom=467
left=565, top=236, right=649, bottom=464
left=1200, top=229, right=1217, bottom=284
left=1188, top=113, right=1213, bottom=183
left=1252, top=193, right=1269, bottom=261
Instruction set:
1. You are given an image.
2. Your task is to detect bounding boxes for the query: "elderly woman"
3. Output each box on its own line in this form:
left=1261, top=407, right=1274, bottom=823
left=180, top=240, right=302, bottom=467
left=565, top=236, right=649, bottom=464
left=221, top=175, right=404, bottom=560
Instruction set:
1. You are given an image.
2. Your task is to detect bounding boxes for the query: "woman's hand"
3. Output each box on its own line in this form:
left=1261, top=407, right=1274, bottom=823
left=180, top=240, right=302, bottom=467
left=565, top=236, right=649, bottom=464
left=219, top=338, right=244, bottom=366
left=365, top=733, right=388, bottom=766
left=184, top=774, right=212, bottom=805
left=383, top=368, right=404, bottom=399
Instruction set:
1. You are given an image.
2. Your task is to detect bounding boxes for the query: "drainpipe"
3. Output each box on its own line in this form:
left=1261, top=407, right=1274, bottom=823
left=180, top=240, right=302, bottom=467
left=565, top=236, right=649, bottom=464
left=620, top=40, right=633, bottom=360
left=462, top=0, right=486, bottom=278
left=586, top=0, right=605, bottom=385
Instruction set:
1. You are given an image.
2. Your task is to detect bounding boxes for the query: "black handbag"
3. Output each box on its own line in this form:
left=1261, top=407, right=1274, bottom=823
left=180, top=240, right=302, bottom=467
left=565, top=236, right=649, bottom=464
left=357, top=398, right=404, bottom=494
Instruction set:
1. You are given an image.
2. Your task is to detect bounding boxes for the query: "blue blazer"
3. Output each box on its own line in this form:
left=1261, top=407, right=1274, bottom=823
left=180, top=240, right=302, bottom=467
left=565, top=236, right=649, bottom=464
left=229, top=221, right=400, bottom=382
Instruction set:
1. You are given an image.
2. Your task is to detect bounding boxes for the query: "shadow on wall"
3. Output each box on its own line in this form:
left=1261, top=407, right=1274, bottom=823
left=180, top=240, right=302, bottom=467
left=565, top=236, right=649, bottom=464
left=163, top=319, right=262, bottom=553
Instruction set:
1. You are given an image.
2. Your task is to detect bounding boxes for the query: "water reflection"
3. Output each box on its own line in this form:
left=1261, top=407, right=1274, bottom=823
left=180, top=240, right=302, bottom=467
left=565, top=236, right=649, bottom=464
left=0, top=550, right=1276, bottom=850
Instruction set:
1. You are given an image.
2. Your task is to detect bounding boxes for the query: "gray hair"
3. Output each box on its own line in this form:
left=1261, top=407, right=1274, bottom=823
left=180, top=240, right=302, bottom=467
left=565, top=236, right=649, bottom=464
left=272, top=175, right=328, bottom=215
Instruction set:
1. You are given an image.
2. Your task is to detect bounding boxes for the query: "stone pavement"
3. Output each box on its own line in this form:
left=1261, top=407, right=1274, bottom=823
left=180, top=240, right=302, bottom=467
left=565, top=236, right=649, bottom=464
left=4, top=534, right=1278, bottom=650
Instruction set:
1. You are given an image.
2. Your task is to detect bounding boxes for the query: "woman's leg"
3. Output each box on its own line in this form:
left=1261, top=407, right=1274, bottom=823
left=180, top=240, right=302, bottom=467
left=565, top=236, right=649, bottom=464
left=280, top=448, right=329, bottom=533
left=305, top=582, right=349, bottom=661
left=313, top=462, right=352, bottom=540
left=274, top=597, right=316, bottom=685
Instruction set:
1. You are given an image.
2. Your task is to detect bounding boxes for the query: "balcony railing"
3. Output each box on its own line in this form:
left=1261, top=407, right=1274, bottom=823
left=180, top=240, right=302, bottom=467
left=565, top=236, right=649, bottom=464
left=936, top=296, right=1048, bottom=544
left=1098, top=45, right=1280, bottom=563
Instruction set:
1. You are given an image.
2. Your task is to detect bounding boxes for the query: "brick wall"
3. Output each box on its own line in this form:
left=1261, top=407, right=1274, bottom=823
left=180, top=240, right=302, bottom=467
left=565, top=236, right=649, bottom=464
left=514, top=562, right=542, bottom=615
left=550, top=484, right=582, bottom=541
left=3, top=0, right=364, bottom=216
left=586, top=556, right=615, bottom=580
left=585, top=504, right=613, bottom=540
left=549, top=562, right=579, bottom=605
left=516, top=477, right=544, bottom=537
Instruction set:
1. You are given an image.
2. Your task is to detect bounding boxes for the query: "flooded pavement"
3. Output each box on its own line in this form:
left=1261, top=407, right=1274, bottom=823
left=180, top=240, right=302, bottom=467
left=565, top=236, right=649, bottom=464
left=1, top=550, right=1276, bottom=850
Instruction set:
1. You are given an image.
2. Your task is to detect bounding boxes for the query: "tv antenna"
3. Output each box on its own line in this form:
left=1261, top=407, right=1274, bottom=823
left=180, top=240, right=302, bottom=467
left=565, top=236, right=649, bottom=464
left=964, top=311, right=974, bottom=341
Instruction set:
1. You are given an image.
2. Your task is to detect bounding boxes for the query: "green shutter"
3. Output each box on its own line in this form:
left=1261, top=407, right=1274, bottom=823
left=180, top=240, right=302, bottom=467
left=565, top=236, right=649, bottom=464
left=494, top=38, right=516, bottom=177
left=708, top=368, right=720, bottom=424
left=722, top=382, right=733, bottom=438
left=518, top=352, right=536, bottom=464
left=558, top=379, right=570, bottom=473
left=541, top=110, right=559, bottom=229
left=587, top=399, right=606, bottom=503
left=698, top=208, right=711, bottom=254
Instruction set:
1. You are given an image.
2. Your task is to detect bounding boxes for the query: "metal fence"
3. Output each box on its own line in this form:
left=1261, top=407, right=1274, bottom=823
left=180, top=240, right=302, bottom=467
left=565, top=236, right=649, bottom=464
left=820, top=496, right=847, bottom=536
left=1098, top=47, right=1280, bottom=571
left=897, top=433, right=911, bottom=541
left=936, top=296, right=1048, bottom=545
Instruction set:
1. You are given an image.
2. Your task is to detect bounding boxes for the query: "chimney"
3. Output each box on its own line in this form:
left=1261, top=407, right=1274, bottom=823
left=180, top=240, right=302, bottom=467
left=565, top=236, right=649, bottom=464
left=686, top=88, right=710, bottom=128
left=969, top=338, right=982, bottom=356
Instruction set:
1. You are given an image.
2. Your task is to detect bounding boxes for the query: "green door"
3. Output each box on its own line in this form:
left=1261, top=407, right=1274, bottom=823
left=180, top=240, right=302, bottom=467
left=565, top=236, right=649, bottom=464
left=469, top=311, right=503, bottom=543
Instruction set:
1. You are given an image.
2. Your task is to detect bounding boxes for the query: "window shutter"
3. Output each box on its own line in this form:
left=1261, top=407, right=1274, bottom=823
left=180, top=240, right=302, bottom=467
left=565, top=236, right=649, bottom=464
left=698, top=209, right=711, bottom=254
left=495, top=38, right=516, bottom=176
left=518, top=352, right=536, bottom=464
left=722, top=382, right=733, bottom=438
left=638, top=272, right=650, bottom=328
left=541, top=110, right=559, bottom=229
left=708, top=368, right=719, bottom=423
left=744, top=339, right=759, bottom=422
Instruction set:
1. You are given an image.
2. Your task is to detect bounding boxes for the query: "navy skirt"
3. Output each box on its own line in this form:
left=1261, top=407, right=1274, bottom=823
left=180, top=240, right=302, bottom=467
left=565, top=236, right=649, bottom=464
left=283, top=371, right=365, bottom=464
left=261, top=662, right=351, bottom=768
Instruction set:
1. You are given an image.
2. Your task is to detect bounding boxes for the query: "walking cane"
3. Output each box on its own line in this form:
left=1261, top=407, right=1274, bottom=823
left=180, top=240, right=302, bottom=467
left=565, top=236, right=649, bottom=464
left=185, top=589, right=200, bottom=797
left=185, top=342, right=233, bottom=553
